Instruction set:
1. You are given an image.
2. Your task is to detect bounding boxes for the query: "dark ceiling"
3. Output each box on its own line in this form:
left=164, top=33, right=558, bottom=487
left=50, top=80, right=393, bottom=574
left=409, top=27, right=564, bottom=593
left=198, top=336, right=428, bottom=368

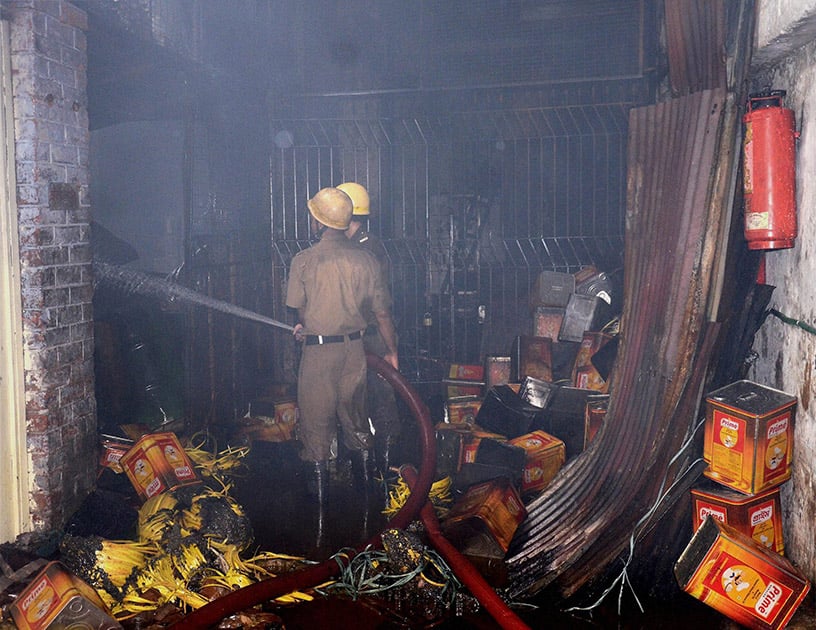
left=77, top=0, right=659, bottom=129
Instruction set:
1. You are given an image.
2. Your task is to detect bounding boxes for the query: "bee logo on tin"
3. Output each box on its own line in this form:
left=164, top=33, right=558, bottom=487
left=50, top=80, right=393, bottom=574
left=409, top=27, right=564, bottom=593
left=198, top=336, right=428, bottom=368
left=721, top=564, right=764, bottom=607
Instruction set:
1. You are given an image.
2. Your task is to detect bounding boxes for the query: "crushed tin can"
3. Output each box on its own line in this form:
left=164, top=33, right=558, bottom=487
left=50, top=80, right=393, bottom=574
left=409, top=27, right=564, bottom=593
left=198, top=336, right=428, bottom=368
left=703, top=380, right=797, bottom=495
left=236, top=398, right=299, bottom=443
left=442, top=477, right=527, bottom=554
left=10, top=561, right=121, bottom=630
left=434, top=423, right=506, bottom=477
left=691, top=482, right=785, bottom=555
left=119, top=431, right=201, bottom=501
left=675, top=516, right=810, bottom=630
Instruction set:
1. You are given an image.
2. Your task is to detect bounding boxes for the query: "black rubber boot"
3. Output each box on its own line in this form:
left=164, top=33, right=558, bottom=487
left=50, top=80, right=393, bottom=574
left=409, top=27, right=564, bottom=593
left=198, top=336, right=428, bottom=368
left=374, top=434, right=399, bottom=479
left=308, top=461, right=329, bottom=551
left=349, top=449, right=378, bottom=493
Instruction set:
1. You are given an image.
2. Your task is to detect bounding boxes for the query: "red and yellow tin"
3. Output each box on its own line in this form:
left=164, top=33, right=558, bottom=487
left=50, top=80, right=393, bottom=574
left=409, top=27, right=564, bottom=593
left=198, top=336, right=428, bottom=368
left=445, top=363, right=484, bottom=398
left=442, top=477, right=527, bottom=553
left=583, top=394, right=609, bottom=448
left=691, top=483, right=785, bottom=555
left=10, top=562, right=121, bottom=630
left=675, top=516, right=809, bottom=629
left=120, top=431, right=201, bottom=501
left=703, top=380, right=797, bottom=495
left=98, top=435, right=134, bottom=475
left=508, top=430, right=565, bottom=496
left=445, top=396, right=482, bottom=425
left=571, top=331, right=614, bottom=393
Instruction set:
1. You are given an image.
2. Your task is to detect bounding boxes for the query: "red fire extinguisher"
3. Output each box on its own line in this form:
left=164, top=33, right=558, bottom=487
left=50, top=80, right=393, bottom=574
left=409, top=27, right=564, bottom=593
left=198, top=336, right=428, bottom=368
left=742, top=90, right=799, bottom=250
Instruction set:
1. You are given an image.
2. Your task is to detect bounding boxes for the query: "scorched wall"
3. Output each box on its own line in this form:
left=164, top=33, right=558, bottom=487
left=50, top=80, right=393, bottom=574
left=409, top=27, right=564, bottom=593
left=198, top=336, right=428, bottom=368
left=3, top=0, right=96, bottom=534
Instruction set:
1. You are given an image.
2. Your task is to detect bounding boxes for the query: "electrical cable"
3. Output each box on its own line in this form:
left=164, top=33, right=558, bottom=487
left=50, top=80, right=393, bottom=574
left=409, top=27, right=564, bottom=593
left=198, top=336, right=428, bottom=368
left=768, top=308, right=816, bottom=337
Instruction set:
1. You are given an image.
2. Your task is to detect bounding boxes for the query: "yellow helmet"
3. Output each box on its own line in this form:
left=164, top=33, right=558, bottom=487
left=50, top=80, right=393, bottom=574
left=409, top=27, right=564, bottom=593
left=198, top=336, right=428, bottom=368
left=307, top=187, right=353, bottom=230
left=337, top=182, right=370, bottom=216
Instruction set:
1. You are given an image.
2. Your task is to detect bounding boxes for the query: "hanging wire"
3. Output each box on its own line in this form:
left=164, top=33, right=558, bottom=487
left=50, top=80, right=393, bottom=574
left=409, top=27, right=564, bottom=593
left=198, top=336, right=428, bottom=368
left=564, top=414, right=708, bottom=618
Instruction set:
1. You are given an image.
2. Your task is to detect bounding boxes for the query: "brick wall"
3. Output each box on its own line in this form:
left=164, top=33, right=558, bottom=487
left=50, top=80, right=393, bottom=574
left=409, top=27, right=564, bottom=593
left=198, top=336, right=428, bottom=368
left=6, top=0, right=96, bottom=531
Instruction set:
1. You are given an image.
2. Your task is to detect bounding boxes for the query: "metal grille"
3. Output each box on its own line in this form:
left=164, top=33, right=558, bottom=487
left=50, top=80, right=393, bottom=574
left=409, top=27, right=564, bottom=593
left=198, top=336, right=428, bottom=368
left=270, top=106, right=628, bottom=374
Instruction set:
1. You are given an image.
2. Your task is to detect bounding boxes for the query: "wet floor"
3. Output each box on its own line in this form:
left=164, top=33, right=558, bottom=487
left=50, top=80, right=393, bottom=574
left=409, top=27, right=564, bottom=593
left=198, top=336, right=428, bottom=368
left=230, top=440, right=816, bottom=629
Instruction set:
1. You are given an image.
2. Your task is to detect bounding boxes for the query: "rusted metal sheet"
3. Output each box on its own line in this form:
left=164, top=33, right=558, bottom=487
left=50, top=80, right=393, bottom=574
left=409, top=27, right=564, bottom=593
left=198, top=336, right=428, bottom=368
left=665, top=0, right=728, bottom=95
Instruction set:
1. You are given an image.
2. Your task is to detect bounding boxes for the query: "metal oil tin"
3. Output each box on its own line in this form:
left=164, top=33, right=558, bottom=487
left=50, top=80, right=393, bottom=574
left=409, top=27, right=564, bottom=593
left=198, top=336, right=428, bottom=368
left=511, top=335, right=553, bottom=382
left=508, top=430, right=565, bottom=496
left=583, top=394, right=609, bottom=448
left=444, top=363, right=484, bottom=398
left=691, top=482, right=785, bottom=555
left=529, top=271, right=574, bottom=309
left=120, top=431, right=201, bottom=501
left=10, top=562, right=121, bottom=630
left=703, top=380, right=797, bottom=495
left=441, top=477, right=527, bottom=554
left=445, top=395, right=482, bottom=425
left=675, top=516, right=810, bottom=629
left=532, top=306, right=565, bottom=340
left=484, top=355, right=512, bottom=389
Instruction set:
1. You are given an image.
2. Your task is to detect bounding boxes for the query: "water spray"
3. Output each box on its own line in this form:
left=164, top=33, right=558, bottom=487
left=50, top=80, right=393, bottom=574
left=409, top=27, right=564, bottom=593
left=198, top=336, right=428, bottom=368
left=93, top=262, right=295, bottom=333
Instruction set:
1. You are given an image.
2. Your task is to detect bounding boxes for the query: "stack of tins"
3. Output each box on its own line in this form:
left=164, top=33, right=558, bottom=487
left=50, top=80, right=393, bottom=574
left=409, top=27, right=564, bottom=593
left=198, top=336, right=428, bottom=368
left=675, top=380, right=810, bottom=629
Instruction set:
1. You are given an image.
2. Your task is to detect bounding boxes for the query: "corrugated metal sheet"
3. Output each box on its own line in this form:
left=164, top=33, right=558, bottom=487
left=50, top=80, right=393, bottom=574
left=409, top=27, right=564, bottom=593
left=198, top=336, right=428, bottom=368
left=505, top=0, right=756, bottom=601
left=666, top=0, right=728, bottom=94
left=506, top=88, right=728, bottom=598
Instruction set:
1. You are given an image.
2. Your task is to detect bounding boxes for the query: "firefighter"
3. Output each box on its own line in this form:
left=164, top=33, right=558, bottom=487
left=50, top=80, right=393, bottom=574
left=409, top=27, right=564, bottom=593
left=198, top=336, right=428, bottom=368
left=338, top=182, right=402, bottom=476
left=286, top=187, right=398, bottom=511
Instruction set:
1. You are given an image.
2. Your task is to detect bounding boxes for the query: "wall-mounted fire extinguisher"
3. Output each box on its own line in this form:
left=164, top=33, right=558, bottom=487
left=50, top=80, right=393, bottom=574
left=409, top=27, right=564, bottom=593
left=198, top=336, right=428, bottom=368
left=742, top=90, right=800, bottom=250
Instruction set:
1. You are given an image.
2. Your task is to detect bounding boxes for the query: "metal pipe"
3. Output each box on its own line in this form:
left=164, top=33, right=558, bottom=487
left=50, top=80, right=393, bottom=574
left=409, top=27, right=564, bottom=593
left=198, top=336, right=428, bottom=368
left=170, top=353, right=437, bottom=629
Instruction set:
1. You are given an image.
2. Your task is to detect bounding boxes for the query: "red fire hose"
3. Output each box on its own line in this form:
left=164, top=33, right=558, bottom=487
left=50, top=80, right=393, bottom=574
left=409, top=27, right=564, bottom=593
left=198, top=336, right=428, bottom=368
left=171, top=353, right=437, bottom=629
left=400, top=465, right=532, bottom=630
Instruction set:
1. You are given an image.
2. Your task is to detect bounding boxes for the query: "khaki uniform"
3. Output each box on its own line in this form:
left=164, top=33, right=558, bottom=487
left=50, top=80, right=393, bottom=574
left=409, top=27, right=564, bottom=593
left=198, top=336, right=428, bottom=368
left=286, top=230, right=392, bottom=462
left=350, top=229, right=401, bottom=440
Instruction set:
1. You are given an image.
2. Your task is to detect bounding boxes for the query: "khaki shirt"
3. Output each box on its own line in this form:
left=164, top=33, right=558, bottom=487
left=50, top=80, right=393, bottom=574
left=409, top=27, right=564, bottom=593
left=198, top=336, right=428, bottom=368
left=286, top=230, right=392, bottom=336
left=350, top=229, right=390, bottom=326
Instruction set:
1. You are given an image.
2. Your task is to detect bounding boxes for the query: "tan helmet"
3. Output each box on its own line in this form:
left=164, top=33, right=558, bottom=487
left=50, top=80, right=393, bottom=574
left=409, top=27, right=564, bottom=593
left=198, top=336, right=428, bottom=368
left=337, top=182, right=370, bottom=217
left=307, top=187, right=353, bottom=230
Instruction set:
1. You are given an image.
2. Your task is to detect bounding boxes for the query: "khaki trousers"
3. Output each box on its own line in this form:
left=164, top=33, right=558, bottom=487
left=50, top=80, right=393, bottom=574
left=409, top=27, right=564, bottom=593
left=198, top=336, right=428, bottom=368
left=297, top=337, right=370, bottom=462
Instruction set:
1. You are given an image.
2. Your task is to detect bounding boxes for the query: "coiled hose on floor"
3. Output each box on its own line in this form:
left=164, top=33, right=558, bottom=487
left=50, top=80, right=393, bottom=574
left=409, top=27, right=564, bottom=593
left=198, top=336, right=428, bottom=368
left=171, top=353, right=437, bottom=629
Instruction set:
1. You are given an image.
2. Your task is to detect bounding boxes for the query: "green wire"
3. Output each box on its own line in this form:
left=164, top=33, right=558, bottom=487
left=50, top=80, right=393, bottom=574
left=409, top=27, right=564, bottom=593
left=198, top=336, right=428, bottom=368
left=320, top=544, right=461, bottom=602
left=769, top=308, right=816, bottom=336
